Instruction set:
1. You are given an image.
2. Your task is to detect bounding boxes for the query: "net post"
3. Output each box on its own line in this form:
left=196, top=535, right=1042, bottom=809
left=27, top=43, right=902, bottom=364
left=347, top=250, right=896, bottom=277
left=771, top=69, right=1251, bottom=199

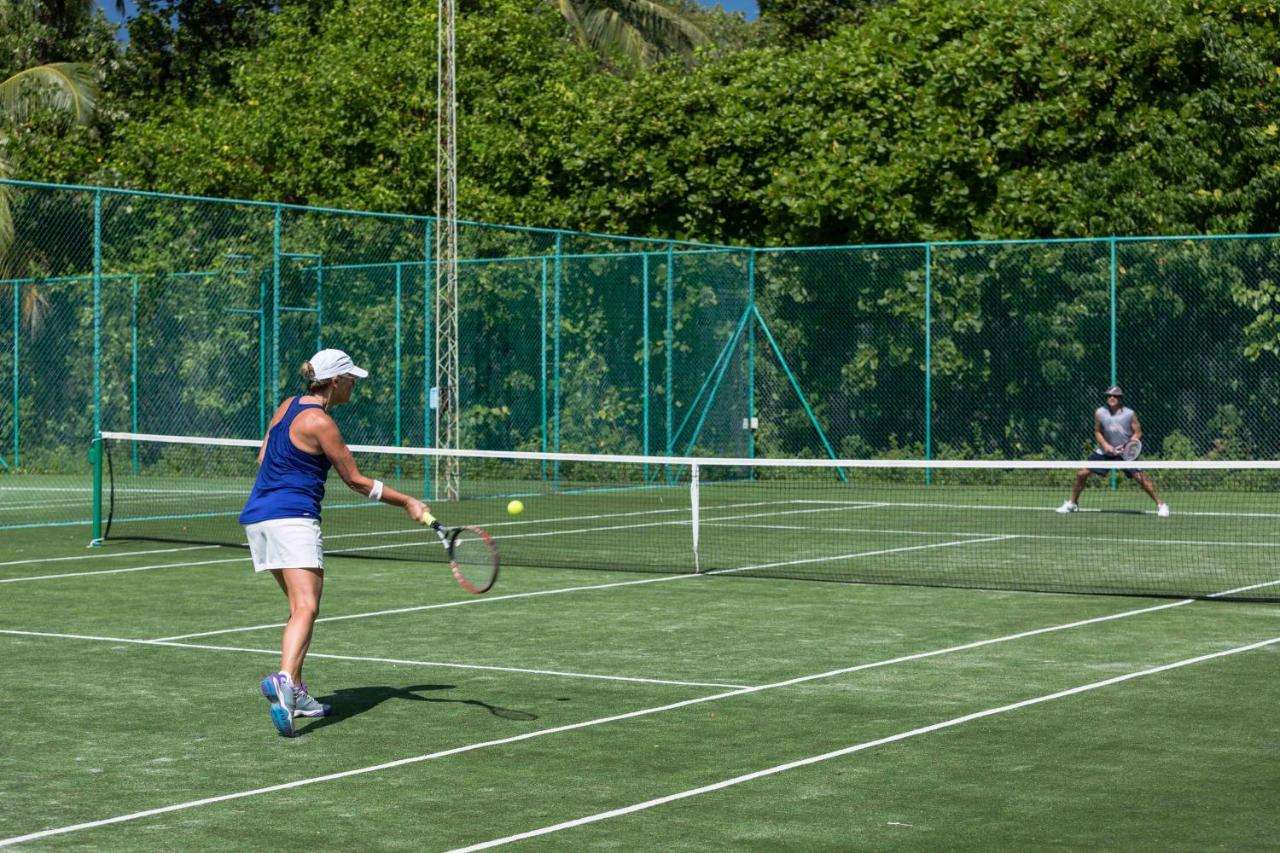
left=90, top=434, right=103, bottom=545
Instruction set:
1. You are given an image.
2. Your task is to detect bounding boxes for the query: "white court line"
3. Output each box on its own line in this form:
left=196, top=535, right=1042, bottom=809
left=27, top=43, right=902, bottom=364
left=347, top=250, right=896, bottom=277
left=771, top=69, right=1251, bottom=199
left=0, top=486, right=92, bottom=492
left=0, top=545, right=219, bottom=568
left=0, top=556, right=249, bottom=584
left=0, top=630, right=746, bottom=689
left=0, top=499, right=875, bottom=584
left=325, top=502, right=878, bottom=553
left=0, top=596, right=1203, bottom=848
left=1210, top=577, right=1280, bottom=597
left=321, top=500, right=779, bottom=543
left=705, top=520, right=1280, bottom=551
left=152, top=573, right=706, bottom=641
left=93, top=498, right=778, bottom=546
left=1, top=494, right=97, bottom=507
left=449, top=634, right=1280, bottom=851
left=709, top=535, right=1016, bottom=576
left=151, top=530, right=952, bottom=643
left=794, top=498, right=1280, bottom=521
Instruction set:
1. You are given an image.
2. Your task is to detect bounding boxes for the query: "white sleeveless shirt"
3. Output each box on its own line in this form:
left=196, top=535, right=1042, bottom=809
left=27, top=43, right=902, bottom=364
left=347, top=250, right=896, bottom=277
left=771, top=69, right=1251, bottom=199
left=1095, top=406, right=1135, bottom=451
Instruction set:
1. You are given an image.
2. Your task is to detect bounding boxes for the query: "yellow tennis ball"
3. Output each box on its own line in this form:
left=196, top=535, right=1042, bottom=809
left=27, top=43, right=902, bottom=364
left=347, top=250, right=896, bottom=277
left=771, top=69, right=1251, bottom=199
left=507, top=499, right=524, bottom=516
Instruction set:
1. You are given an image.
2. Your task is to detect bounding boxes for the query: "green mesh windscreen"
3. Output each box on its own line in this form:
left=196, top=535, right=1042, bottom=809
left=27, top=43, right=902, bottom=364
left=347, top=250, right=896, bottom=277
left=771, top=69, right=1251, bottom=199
left=6, top=181, right=1280, bottom=546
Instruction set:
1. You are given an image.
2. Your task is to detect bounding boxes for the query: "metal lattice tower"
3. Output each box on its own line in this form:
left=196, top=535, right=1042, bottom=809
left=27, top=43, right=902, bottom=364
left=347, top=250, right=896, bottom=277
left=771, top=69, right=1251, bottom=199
left=434, top=0, right=460, bottom=501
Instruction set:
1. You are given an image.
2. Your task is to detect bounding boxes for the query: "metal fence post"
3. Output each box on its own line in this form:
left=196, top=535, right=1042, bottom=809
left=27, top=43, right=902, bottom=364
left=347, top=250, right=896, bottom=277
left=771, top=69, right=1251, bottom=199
left=93, top=189, right=102, bottom=440
left=271, top=205, right=282, bottom=407
left=747, top=249, right=757, bottom=465
left=642, top=252, right=650, bottom=477
left=395, top=263, right=403, bottom=480
left=424, top=220, right=433, bottom=500
left=540, top=256, right=548, bottom=479
left=11, top=281, right=18, bottom=468
left=924, top=242, right=933, bottom=484
left=553, top=232, right=562, bottom=484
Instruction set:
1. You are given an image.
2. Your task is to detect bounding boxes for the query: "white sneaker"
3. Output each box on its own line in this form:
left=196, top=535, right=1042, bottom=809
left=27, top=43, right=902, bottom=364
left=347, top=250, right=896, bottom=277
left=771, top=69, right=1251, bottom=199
left=1056, top=501, right=1078, bottom=514
left=1157, top=503, right=1170, bottom=517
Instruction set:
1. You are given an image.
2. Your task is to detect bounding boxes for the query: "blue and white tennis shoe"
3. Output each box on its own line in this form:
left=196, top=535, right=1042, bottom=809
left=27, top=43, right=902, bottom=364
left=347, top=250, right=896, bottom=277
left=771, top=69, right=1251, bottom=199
left=260, top=672, right=296, bottom=737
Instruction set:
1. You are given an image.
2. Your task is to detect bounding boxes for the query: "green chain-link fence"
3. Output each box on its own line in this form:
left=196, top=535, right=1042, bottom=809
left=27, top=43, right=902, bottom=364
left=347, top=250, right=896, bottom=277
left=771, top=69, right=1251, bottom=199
left=3, top=179, right=1280, bottom=528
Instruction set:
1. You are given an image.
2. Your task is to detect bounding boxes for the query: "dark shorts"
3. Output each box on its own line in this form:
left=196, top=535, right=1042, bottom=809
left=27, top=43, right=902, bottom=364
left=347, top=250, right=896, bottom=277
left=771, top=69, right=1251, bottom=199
left=1086, top=451, right=1141, bottom=478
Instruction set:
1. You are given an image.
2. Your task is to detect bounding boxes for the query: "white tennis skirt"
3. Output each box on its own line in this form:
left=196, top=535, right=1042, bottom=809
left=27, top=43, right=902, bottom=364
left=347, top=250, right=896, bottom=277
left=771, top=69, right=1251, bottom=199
left=244, top=518, right=324, bottom=572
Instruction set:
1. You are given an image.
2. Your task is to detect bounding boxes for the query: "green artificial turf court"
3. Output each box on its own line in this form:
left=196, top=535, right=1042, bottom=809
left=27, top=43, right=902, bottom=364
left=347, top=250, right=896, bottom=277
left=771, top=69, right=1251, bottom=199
left=2, top=474, right=1280, bottom=850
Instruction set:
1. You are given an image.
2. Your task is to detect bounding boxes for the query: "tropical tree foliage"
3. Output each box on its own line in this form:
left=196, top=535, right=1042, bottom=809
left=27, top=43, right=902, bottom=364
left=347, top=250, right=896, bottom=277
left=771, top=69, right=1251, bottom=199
left=756, top=0, right=888, bottom=43
left=39, top=0, right=1272, bottom=248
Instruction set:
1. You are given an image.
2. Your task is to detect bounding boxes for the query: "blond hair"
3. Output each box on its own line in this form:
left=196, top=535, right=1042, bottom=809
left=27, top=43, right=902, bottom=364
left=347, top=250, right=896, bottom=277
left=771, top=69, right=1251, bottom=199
left=299, top=361, right=334, bottom=394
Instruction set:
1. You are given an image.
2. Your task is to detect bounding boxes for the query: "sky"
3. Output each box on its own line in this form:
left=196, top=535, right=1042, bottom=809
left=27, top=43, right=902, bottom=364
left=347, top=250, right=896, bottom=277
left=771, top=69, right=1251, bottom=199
left=703, top=0, right=758, bottom=19
left=95, top=0, right=758, bottom=36
left=95, top=0, right=131, bottom=36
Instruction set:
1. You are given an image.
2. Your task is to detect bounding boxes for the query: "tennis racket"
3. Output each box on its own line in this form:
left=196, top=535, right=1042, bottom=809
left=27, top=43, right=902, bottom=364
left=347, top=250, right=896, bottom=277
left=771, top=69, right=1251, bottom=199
left=423, top=513, right=499, bottom=594
left=1118, top=438, right=1142, bottom=461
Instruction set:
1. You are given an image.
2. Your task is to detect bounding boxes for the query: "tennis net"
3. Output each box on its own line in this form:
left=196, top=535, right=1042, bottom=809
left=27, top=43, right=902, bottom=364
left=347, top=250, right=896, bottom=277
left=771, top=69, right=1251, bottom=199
left=97, top=431, right=1280, bottom=601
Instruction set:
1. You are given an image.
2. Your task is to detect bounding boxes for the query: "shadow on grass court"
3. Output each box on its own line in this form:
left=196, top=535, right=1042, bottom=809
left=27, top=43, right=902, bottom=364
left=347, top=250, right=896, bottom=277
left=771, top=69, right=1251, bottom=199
left=297, top=683, right=539, bottom=736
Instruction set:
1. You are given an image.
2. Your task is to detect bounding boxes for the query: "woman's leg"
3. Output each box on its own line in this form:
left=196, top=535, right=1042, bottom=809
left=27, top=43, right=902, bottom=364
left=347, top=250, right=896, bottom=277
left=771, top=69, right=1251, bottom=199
left=272, top=567, right=324, bottom=684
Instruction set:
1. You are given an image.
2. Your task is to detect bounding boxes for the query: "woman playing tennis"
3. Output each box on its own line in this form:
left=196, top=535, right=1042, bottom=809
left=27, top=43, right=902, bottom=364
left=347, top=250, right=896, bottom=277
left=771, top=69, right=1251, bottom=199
left=240, top=348, right=428, bottom=737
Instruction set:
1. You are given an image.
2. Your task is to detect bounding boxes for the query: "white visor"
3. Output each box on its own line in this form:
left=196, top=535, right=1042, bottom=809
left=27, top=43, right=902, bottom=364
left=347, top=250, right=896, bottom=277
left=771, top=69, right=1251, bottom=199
left=310, top=348, right=369, bottom=381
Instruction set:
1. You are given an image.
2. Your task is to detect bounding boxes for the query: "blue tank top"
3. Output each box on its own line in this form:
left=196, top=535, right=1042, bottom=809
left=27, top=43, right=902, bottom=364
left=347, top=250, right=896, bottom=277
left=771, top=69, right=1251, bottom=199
left=239, top=397, right=333, bottom=525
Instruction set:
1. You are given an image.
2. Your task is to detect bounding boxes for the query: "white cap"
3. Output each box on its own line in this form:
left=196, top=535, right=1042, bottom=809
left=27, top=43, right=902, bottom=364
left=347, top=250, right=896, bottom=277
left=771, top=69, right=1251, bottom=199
left=310, top=348, right=369, bottom=381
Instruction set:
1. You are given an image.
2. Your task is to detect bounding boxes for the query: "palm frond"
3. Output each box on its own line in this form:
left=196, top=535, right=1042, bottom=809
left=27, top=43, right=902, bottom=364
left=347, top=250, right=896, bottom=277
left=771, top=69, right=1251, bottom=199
left=562, top=0, right=711, bottom=66
left=20, top=283, right=50, bottom=337
left=606, top=0, right=711, bottom=54
left=582, top=7, right=657, bottom=66
left=557, top=0, right=592, bottom=47
left=0, top=62, right=98, bottom=125
left=0, top=157, right=12, bottom=271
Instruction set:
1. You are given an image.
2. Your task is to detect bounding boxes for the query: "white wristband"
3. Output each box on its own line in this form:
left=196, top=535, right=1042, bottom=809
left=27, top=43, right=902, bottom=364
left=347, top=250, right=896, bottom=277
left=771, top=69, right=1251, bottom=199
left=368, top=479, right=384, bottom=501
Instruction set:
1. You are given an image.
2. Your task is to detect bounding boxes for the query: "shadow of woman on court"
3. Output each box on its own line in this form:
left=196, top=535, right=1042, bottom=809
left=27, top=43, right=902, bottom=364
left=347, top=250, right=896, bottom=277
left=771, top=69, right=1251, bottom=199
left=295, top=684, right=538, bottom=735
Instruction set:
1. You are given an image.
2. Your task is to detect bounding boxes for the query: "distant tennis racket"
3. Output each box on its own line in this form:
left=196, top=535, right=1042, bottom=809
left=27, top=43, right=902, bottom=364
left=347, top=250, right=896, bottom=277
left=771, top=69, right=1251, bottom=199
left=1118, top=438, right=1142, bottom=461
left=423, top=513, right=499, bottom=594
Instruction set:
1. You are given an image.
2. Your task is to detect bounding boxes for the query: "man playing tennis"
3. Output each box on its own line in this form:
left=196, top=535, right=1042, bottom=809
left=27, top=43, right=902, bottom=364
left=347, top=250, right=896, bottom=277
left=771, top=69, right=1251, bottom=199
left=240, top=348, right=428, bottom=737
left=1057, top=385, right=1169, bottom=517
